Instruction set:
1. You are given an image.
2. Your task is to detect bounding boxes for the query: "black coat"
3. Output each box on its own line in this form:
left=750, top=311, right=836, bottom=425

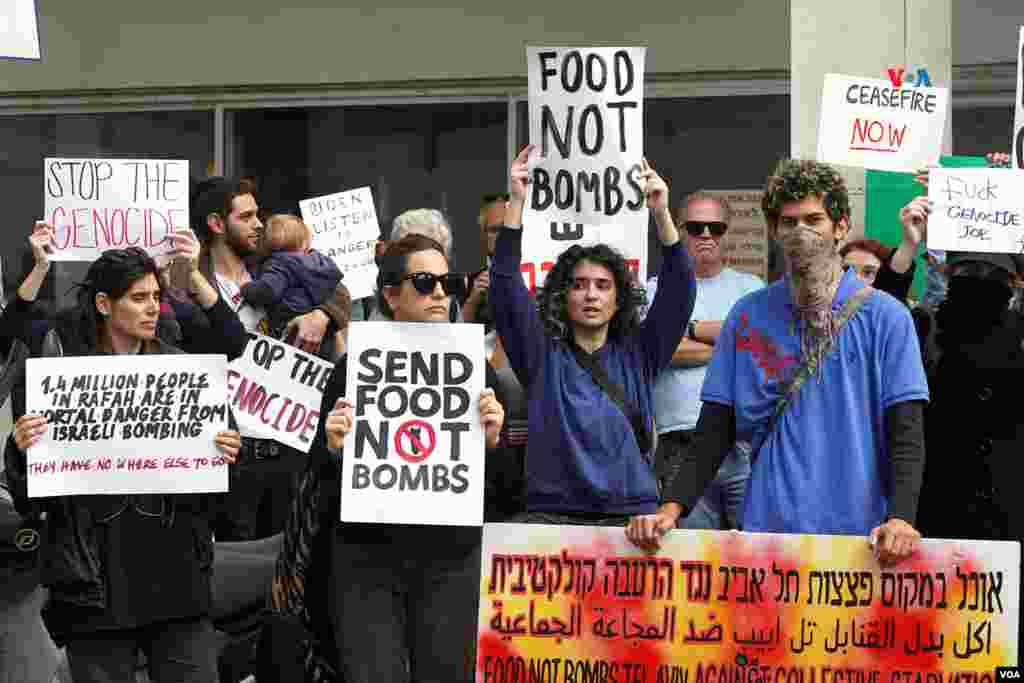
left=917, top=313, right=1024, bottom=647
left=3, top=326, right=221, bottom=642
left=917, top=313, right=1024, bottom=542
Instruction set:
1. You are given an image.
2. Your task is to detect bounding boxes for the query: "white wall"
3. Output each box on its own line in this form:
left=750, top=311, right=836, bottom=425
left=0, top=1, right=788, bottom=94
left=791, top=0, right=952, bottom=237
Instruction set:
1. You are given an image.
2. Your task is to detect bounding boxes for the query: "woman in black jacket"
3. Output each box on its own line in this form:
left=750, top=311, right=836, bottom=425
left=4, top=243, right=243, bottom=683
left=271, top=234, right=506, bottom=683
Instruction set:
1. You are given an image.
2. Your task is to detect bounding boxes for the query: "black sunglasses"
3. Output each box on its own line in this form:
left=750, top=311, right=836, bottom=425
left=396, top=272, right=468, bottom=297
left=684, top=221, right=728, bottom=238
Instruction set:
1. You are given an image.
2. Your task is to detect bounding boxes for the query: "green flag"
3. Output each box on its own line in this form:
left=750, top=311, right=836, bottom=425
left=864, top=155, right=987, bottom=299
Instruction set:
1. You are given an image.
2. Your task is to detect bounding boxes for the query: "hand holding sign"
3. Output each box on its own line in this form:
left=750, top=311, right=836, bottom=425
left=988, top=152, right=1012, bottom=169
left=507, top=144, right=534, bottom=228
left=639, top=159, right=680, bottom=246
left=14, top=414, right=48, bottom=451
left=29, top=222, right=55, bottom=267
left=285, top=310, right=330, bottom=354
left=869, top=518, right=921, bottom=567
left=326, top=398, right=355, bottom=453
left=479, top=388, right=504, bottom=449
left=213, top=430, right=241, bottom=464
left=639, top=158, right=668, bottom=211
left=625, top=506, right=681, bottom=553
left=168, top=227, right=201, bottom=272
left=899, top=196, right=931, bottom=246
left=914, top=166, right=932, bottom=190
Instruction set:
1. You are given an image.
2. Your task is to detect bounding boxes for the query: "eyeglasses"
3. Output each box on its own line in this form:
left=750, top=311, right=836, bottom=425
left=396, top=272, right=468, bottom=298
left=684, top=221, right=728, bottom=238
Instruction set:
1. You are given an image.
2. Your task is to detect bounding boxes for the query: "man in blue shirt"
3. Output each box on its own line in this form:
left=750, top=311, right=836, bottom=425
left=491, top=146, right=695, bottom=524
left=643, top=192, right=762, bottom=528
left=628, top=160, right=928, bottom=566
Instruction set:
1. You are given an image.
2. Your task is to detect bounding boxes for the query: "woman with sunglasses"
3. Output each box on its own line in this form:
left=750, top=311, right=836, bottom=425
left=276, top=232, right=505, bottom=683
left=3, top=240, right=242, bottom=682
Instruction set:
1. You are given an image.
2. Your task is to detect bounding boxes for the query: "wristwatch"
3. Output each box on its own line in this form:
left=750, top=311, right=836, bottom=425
left=687, top=320, right=698, bottom=340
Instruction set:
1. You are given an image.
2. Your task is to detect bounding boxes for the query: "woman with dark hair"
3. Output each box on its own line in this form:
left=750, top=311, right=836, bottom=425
left=2, top=234, right=243, bottom=683
left=840, top=236, right=917, bottom=303
left=839, top=197, right=929, bottom=304
left=490, top=146, right=695, bottom=527
left=840, top=238, right=890, bottom=288
left=270, top=232, right=505, bottom=683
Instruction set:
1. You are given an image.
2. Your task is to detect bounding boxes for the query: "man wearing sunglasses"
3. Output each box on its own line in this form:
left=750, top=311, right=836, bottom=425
left=642, top=192, right=762, bottom=529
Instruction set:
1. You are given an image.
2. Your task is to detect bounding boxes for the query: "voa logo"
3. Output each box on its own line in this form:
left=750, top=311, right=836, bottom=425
left=886, top=66, right=933, bottom=88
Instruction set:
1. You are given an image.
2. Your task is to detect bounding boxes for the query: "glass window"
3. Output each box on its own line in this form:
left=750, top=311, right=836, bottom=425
left=230, top=102, right=509, bottom=279
left=517, top=95, right=791, bottom=276
left=0, top=111, right=214, bottom=305
left=952, top=105, right=1015, bottom=157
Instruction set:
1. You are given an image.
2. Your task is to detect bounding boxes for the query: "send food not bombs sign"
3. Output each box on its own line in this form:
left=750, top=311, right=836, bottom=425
left=342, top=321, right=485, bottom=526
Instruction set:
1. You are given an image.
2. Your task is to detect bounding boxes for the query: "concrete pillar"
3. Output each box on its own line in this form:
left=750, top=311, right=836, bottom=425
left=791, top=0, right=952, bottom=238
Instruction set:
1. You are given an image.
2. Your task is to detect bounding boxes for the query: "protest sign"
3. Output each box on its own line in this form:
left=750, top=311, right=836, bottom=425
left=817, top=74, right=949, bottom=173
left=1, top=0, right=40, bottom=60
left=342, top=321, right=485, bottom=526
left=1013, top=28, right=1024, bottom=171
left=520, top=47, right=648, bottom=291
left=925, top=168, right=1024, bottom=254
left=227, top=333, right=333, bottom=452
left=43, top=158, right=189, bottom=261
left=25, top=355, right=228, bottom=497
left=701, top=190, right=768, bottom=281
left=477, top=524, right=1020, bottom=682
left=298, top=186, right=380, bottom=300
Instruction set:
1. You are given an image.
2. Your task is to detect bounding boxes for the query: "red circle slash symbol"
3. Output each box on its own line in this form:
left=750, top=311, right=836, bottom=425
left=394, top=419, right=436, bottom=463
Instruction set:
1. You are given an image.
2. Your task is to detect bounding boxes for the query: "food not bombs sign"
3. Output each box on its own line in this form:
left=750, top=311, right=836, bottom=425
left=342, top=322, right=485, bottom=526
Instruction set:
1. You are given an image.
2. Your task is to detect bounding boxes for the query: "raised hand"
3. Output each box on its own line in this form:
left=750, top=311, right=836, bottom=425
left=510, top=145, right=533, bottom=204
left=28, top=222, right=55, bottom=267
left=169, top=227, right=201, bottom=272
left=899, top=196, right=931, bottom=246
left=638, top=158, right=669, bottom=212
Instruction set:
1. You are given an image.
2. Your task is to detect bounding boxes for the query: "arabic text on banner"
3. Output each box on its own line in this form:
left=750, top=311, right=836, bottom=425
left=477, top=524, right=1019, bottom=682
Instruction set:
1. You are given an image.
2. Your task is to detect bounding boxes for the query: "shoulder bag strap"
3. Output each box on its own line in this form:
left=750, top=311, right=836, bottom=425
left=568, top=342, right=652, bottom=455
left=751, top=286, right=875, bottom=461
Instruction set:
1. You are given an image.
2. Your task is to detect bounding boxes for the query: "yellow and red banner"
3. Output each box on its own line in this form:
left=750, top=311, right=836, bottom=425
left=477, top=524, right=1019, bottom=683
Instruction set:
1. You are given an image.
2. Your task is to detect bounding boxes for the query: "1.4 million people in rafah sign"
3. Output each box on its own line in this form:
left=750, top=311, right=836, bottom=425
left=476, top=525, right=1019, bottom=683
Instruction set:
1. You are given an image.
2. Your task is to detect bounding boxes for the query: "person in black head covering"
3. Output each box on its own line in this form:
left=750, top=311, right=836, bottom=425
left=916, top=250, right=1024, bottom=649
